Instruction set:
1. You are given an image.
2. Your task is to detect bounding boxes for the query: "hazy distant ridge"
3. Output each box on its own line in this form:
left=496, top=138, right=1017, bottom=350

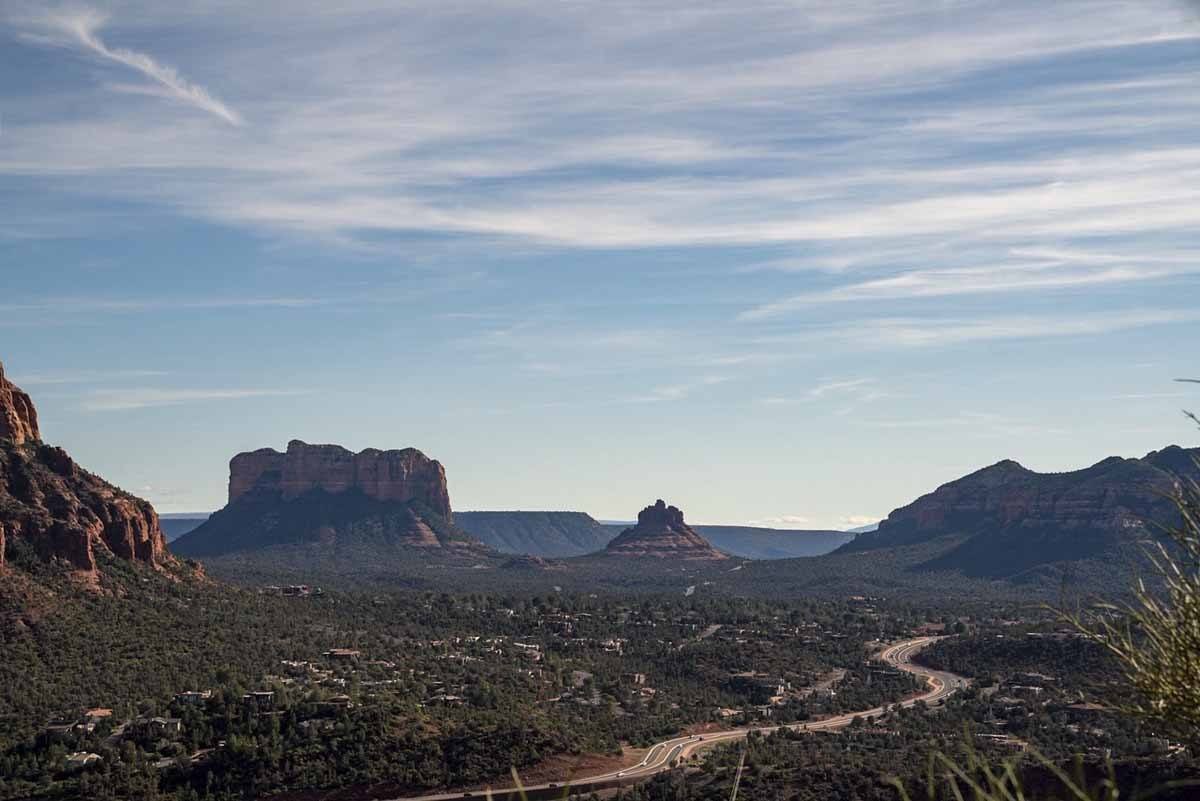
left=458, top=510, right=853, bottom=559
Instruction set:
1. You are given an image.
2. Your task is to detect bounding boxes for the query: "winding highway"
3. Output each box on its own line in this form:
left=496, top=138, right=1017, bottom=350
left=386, top=636, right=967, bottom=801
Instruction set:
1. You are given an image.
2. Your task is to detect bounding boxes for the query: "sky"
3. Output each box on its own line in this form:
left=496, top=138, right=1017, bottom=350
left=1, top=1, right=1199, bottom=528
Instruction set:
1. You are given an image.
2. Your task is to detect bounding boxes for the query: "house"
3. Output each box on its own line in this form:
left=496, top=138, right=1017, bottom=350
left=1063, top=702, right=1109, bottom=721
left=242, top=691, right=276, bottom=710
left=299, top=718, right=336, bottom=734
left=174, top=690, right=212, bottom=705
left=317, top=695, right=353, bottom=713
left=64, top=752, right=102, bottom=772
left=991, top=696, right=1025, bottom=713
left=83, top=708, right=113, bottom=722
left=149, top=717, right=183, bottom=737
left=425, top=693, right=465, bottom=706
left=623, top=672, right=647, bottom=686
left=975, top=734, right=1027, bottom=753
left=323, top=648, right=361, bottom=662
left=43, top=723, right=75, bottom=743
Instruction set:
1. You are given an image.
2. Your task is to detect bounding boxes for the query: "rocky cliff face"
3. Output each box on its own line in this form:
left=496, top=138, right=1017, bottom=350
left=174, top=441, right=483, bottom=559
left=841, top=445, right=1200, bottom=578
left=0, top=361, right=172, bottom=575
left=604, top=500, right=728, bottom=560
left=228, top=440, right=452, bottom=516
left=0, top=362, right=39, bottom=446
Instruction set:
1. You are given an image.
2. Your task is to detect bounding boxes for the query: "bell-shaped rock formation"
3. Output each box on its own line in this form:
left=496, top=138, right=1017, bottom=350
left=604, top=500, right=728, bottom=560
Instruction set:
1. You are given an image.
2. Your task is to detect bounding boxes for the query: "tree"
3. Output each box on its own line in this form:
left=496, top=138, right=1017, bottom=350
left=1064, top=413, right=1200, bottom=743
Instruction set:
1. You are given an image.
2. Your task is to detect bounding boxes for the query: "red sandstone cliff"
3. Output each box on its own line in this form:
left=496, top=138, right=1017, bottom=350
left=0, top=360, right=172, bottom=575
left=0, top=362, right=39, bottom=446
left=172, top=440, right=482, bottom=559
left=228, top=440, right=453, bottom=517
left=838, top=445, right=1200, bottom=578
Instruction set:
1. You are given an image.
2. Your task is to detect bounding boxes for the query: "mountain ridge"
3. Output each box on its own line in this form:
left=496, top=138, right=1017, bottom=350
left=838, top=444, right=1200, bottom=579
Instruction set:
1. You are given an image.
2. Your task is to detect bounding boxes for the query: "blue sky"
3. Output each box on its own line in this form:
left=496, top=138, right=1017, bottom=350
left=2, top=1, right=1199, bottom=527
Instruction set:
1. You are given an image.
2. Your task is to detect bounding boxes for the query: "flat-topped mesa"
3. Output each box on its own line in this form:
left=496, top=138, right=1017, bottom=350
left=174, top=440, right=481, bottom=559
left=228, top=440, right=452, bottom=517
left=605, top=499, right=728, bottom=560
left=0, top=361, right=40, bottom=446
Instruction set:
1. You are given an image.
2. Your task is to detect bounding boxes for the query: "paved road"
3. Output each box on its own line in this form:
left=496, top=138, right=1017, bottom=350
left=385, top=636, right=966, bottom=801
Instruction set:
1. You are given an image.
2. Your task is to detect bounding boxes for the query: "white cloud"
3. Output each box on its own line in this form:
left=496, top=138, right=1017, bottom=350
left=2, top=1, right=1198, bottom=257
left=810, top=310, right=1200, bottom=349
left=82, top=388, right=308, bottom=411
left=15, top=369, right=169, bottom=386
left=0, top=295, right=326, bottom=315
left=742, top=258, right=1193, bottom=319
left=808, top=378, right=874, bottom=399
left=30, top=8, right=242, bottom=125
left=739, top=514, right=814, bottom=529
left=627, top=375, right=731, bottom=404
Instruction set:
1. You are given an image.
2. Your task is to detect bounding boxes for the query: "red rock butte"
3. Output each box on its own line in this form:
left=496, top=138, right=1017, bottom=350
left=604, top=499, right=728, bottom=560
left=228, top=440, right=453, bottom=519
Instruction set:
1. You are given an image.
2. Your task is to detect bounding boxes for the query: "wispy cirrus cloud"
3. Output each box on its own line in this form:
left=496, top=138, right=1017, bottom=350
left=0, top=295, right=324, bottom=314
left=759, top=377, right=892, bottom=412
left=737, top=514, right=814, bottom=529
left=15, top=369, right=169, bottom=386
left=807, top=378, right=875, bottom=399
left=3, top=0, right=1198, bottom=256
left=741, top=253, right=1198, bottom=320
left=82, top=388, right=308, bottom=411
left=749, top=309, right=1200, bottom=351
left=627, top=375, right=730, bottom=404
left=25, top=8, right=242, bottom=125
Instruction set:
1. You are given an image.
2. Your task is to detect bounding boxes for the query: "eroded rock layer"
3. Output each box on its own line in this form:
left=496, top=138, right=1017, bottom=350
left=604, top=500, right=728, bottom=560
left=174, top=440, right=483, bottom=559
left=229, top=440, right=452, bottom=517
left=840, top=445, right=1200, bottom=578
left=0, top=361, right=171, bottom=575
left=0, top=361, right=39, bottom=446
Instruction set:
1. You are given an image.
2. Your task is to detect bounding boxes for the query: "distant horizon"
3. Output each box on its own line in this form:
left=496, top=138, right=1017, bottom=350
left=156, top=511, right=866, bottom=532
